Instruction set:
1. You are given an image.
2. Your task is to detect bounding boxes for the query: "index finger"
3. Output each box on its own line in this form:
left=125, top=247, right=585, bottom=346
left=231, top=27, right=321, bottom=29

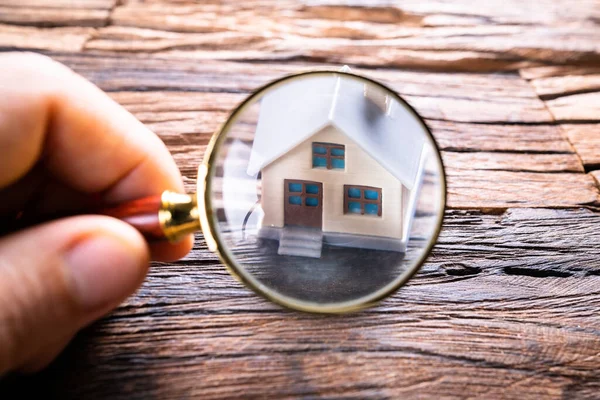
left=0, top=52, right=193, bottom=260
left=0, top=52, right=183, bottom=201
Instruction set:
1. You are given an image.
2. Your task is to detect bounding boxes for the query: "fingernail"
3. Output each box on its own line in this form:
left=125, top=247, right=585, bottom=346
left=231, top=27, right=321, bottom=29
left=65, top=235, right=147, bottom=310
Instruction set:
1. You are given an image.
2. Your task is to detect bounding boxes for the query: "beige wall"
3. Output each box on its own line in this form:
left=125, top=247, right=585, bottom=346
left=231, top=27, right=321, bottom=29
left=260, top=125, right=405, bottom=239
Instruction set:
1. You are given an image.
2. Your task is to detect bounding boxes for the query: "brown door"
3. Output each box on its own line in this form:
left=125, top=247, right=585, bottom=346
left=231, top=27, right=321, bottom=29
left=283, top=179, right=323, bottom=229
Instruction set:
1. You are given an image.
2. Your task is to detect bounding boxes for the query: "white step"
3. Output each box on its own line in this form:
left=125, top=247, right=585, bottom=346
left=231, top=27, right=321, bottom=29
left=277, top=227, right=323, bottom=258
left=277, top=244, right=322, bottom=258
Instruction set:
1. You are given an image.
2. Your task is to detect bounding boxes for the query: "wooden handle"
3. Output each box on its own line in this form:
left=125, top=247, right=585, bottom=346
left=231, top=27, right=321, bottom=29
left=100, top=195, right=166, bottom=241
left=2, top=191, right=198, bottom=242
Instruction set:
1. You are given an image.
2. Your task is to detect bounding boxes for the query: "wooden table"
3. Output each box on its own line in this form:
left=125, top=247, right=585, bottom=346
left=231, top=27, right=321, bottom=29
left=2, top=1, right=600, bottom=398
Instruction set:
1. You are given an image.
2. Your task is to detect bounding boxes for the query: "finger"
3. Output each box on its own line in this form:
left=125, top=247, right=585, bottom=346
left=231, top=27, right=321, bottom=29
left=0, top=52, right=180, bottom=198
left=0, top=216, right=149, bottom=375
left=0, top=52, right=193, bottom=260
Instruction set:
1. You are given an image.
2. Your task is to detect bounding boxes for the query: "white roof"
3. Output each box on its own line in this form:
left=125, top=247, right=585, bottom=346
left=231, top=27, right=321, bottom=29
left=247, top=72, right=428, bottom=190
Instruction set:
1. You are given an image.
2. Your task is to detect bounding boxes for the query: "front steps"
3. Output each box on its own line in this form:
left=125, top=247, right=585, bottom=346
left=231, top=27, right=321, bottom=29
left=277, top=227, right=323, bottom=258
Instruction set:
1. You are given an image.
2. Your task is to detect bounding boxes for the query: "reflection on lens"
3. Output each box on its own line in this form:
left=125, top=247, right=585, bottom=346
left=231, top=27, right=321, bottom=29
left=205, top=70, right=445, bottom=312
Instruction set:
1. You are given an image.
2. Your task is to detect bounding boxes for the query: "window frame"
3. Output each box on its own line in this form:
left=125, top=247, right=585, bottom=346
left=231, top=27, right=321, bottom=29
left=343, top=185, right=382, bottom=217
left=312, top=142, right=345, bottom=170
left=285, top=180, right=321, bottom=208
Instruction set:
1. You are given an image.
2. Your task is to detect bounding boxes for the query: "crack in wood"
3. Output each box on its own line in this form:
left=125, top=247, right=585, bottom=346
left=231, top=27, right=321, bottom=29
left=441, top=263, right=482, bottom=276
left=503, top=266, right=573, bottom=278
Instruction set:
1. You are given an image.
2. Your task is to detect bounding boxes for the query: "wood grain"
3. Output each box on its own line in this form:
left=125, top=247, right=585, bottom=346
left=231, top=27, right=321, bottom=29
left=545, top=93, right=600, bottom=122
left=11, top=209, right=600, bottom=399
left=525, top=66, right=600, bottom=172
left=446, top=170, right=599, bottom=209
left=1, top=0, right=600, bottom=398
left=0, top=0, right=115, bottom=28
left=82, top=0, right=600, bottom=71
left=0, top=24, right=94, bottom=52
left=529, top=73, right=600, bottom=99
left=562, top=124, right=600, bottom=170
left=428, top=120, right=573, bottom=153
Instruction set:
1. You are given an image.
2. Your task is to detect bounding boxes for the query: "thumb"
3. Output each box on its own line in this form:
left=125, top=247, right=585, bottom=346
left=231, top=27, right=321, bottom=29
left=0, top=216, right=149, bottom=374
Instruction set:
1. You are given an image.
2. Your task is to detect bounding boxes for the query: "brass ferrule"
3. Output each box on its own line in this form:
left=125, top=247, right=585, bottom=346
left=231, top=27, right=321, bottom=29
left=158, top=191, right=201, bottom=242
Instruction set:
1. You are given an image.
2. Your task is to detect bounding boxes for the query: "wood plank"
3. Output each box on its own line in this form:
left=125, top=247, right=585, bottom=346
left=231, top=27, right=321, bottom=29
left=54, top=54, right=551, bottom=124
left=589, top=170, right=600, bottom=188
left=121, top=0, right=600, bottom=27
left=545, top=93, right=600, bottom=122
left=74, top=0, right=600, bottom=71
left=562, top=125, right=600, bottom=170
left=405, top=94, right=549, bottom=123
left=520, top=65, right=600, bottom=80
left=447, top=170, right=599, bottom=209
left=525, top=67, right=600, bottom=171
left=86, top=25, right=600, bottom=71
left=0, top=0, right=115, bottom=28
left=0, top=23, right=94, bottom=52
left=441, top=151, right=583, bottom=173
left=429, top=120, right=573, bottom=153
left=52, top=53, right=530, bottom=97
left=13, top=208, right=600, bottom=398
left=84, top=26, right=540, bottom=72
left=109, top=0, right=600, bottom=33
left=529, top=74, right=600, bottom=99
left=388, top=0, right=600, bottom=25
left=13, top=351, right=582, bottom=398
left=1, top=0, right=113, bottom=7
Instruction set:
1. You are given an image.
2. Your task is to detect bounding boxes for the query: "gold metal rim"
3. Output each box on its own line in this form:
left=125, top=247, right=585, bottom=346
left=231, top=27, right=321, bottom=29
left=197, top=70, right=448, bottom=314
left=159, top=191, right=201, bottom=243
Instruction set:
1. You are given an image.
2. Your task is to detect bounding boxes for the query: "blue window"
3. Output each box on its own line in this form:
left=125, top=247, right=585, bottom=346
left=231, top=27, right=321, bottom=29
left=365, top=190, right=378, bottom=200
left=348, top=202, right=361, bottom=214
left=312, top=142, right=345, bottom=170
left=289, top=182, right=302, bottom=192
left=348, top=188, right=361, bottom=198
left=313, top=145, right=327, bottom=155
left=344, top=185, right=382, bottom=217
left=365, top=204, right=379, bottom=215
left=348, top=202, right=362, bottom=214
left=305, top=197, right=318, bottom=207
left=313, top=156, right=327, bottom=168
left=331, top=158, right=345, bottom=169
left=286, top=181, right=321, bottom=210
left=289, top=196, right=301, bottom=205
left=306, top=184, right=319, bottom=194
left=331, top=148, right=345, bottom=157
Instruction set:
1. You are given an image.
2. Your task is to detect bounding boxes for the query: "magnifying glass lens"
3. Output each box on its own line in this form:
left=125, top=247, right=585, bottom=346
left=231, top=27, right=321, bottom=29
left=204, top=71, right=445, bottom=313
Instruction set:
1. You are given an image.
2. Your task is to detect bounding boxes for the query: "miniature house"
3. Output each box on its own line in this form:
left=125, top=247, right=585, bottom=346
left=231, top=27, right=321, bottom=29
left=247, top=71, right=430, bottom=258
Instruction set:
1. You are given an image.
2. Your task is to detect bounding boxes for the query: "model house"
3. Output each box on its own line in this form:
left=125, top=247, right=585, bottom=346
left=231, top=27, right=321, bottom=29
left=247, top=70, right=430, bottom=258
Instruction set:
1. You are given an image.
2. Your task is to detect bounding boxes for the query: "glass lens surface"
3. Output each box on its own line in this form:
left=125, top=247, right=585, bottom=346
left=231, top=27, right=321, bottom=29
left=205, top=71, right=445, bottom=312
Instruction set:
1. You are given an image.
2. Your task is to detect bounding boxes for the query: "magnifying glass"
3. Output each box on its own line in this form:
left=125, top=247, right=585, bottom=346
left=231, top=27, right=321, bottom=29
left=103, top=68, right=447, bottom=313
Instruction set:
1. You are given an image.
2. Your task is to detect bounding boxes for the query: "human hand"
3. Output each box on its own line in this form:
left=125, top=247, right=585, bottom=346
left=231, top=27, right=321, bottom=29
left=0, top=52, right=193, bottom=374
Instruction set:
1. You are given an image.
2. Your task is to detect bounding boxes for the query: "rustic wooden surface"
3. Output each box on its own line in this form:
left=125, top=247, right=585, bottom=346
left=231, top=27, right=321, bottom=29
left=2, top=0, right=600, bottom=398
